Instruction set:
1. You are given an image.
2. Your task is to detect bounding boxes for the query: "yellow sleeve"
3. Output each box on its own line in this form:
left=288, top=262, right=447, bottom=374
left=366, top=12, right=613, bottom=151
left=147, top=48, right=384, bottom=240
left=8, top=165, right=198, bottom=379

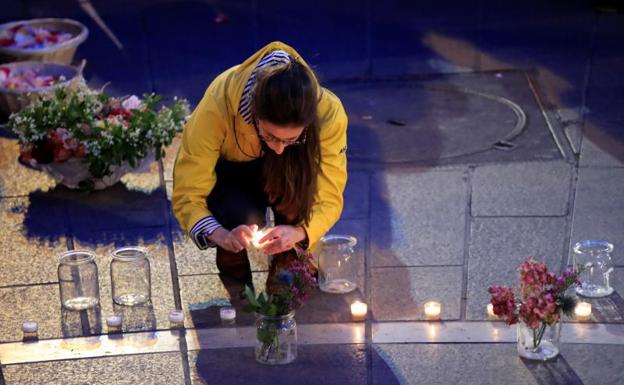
left=303, top=103, right=348, bottom=249
left=172, top=88, right=227, bottom=237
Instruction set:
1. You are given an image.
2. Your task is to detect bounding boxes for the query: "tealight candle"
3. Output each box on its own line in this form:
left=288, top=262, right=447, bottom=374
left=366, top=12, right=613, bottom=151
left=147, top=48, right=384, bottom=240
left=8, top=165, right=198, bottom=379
left=22, top=321, right=38, bottom=341
left=247, top=228, right=266, bottom=261
left=424, top=301, right=441, bottom=320
left=350, top=301, right=367, bottom=321
left=220, top=307, right=236, bottom=324
left=575, top=302, right=592, bottom=321
left=106, top=315, right=122, bottom=333
left=251, top=229, right=264, bottom=247
left=106, top=315, right=122, bottom=327
left=169, top=309, right=185, bottom=328
left=487, top=303, right=498, bottom=320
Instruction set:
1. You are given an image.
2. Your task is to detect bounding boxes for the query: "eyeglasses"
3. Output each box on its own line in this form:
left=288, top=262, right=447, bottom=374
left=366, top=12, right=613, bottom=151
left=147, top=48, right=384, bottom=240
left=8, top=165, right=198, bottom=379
left=254, top=121, right=307, bottom=146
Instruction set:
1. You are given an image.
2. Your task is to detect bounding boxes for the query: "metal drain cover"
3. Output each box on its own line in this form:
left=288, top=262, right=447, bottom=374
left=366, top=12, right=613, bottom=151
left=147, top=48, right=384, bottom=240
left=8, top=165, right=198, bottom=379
left=330, top=71, right=562, bottom=164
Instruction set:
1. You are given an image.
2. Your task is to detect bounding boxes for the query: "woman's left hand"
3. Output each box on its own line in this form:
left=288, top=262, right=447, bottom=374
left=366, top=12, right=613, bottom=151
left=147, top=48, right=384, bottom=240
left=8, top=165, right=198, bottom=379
left=259, top=225, right=307, bottom=256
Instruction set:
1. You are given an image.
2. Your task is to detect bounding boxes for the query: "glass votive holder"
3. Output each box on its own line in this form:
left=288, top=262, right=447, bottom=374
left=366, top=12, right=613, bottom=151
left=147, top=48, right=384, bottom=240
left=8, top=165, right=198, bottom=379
left=573, top=240, right=614, bottom=298
left=111, top=247, right=151, bottom=306
left=318, top=234, right=358, bottom=294
left=58, top=250, right=100, bottom=310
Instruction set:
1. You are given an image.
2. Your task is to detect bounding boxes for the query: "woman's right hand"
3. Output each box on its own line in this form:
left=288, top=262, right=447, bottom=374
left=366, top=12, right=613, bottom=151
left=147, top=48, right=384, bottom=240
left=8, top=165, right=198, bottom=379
left=209, top=225, right=256, bottom=253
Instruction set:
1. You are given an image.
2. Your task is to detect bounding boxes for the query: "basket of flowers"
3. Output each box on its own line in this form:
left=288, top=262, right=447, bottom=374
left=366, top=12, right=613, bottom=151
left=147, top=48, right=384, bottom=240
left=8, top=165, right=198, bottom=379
left=0, top=60, right=81, bottom=118
left=0, top=18, right=88, bottom=64
left=8, top=80, right=189, bottom=190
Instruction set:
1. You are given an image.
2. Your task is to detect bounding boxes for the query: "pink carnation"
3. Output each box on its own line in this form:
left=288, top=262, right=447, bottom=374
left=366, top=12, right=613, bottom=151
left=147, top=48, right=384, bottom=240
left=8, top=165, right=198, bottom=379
left=122, top=95, right=142, bottom=111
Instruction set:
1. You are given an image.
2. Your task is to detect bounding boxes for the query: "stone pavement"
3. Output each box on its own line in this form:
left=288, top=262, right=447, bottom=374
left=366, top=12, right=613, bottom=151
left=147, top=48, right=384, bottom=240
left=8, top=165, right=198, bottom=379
left=1, top=1, right=623, bottom=384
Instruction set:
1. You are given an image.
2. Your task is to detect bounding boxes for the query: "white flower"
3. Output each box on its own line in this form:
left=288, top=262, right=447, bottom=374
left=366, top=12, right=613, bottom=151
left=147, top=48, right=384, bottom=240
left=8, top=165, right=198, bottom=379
left=122, top=95, right=142, bottom=111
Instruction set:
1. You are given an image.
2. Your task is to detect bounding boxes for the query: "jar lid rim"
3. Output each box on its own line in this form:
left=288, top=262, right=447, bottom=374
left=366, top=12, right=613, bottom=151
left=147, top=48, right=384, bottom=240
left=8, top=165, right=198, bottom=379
left=111, top=246, right=148, bottom=260
left=319, top=234, right=357, bottom=247
left=58, top=250, right=95, bottom=265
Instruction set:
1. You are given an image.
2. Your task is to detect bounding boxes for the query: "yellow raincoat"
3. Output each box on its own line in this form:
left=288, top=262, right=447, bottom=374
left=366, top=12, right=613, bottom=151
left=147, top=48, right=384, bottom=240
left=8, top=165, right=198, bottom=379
left=172, top=41, right=348, bottom=249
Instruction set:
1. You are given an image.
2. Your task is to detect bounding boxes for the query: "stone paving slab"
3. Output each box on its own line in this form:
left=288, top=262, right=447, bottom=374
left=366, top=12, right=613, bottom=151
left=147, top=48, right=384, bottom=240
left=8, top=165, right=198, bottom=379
left=178, top=273, right=268, bottom=329
left=371, top=266, right=463, bottom=321
left=373, top=342, right=621, bottom=385
left=66, top=184, right=169, bottom=233
left=559, top=343, right=624, bottom=385
left=144, top=1, right=255, bottom=104
left=163, top=136, right=181, bottom=182
left=0, top=137, right=56, bottom=197
left=370, top=169, right=467, bottom=267
left=0, top=284, right=62, bottom=343
left=188, top=344, right=377, bottom=385
left=471, top=161, right=572, bottom=217
left=373, top=343, right=539, bottom=385
left=579, top=121, right=624, bottom=167
left=256, top=0, right=368, bottom=80
left=0, top=197, right=68, bottom=287
left=1, top=351, right=186, bottom=385
left=74, top=231, right=176, bottom=333
left=466, top=217, right=567, bottom=320
left=342, top=171, right=370, bottom=220
left=173, top=236, right=220, bottom=276
left=571, top=168, right=624, bottom=265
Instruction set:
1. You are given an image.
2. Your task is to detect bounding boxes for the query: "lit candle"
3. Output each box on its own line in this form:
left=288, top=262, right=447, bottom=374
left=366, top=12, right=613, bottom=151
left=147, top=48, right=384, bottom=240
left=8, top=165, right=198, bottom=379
left=575, top=302, right=592, bottom=321
left=424, top=301, right=441, bottom=320
left=220, top=307, right=236, bottom=324
left=251, top=229, right=264, bottom=247
left=351, top=301, right=367, bottom=321
left=247, top=228, right=266, bottom=261
left=487, top=303, right=498, bottom=320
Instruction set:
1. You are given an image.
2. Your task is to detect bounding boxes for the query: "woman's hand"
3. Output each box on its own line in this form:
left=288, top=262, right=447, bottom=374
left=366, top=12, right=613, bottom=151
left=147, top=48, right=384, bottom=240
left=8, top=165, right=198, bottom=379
left=210, top=225, right=257, bottom=253
left=259, top=225, right=307, bottom=256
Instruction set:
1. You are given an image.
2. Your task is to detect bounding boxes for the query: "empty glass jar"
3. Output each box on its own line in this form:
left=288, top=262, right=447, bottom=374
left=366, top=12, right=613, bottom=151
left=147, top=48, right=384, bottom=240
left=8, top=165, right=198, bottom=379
left=111, top=247, right=151, bottom=306
left=317, top=234, right=358, bottom=294
left=58, top=250, right=100, bottom=310
left=573, top=240, right=614, bottom=298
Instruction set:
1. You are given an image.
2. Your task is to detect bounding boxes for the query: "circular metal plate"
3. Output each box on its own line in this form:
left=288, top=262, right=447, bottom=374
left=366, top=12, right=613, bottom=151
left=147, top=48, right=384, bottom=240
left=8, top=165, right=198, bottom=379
left=331, top=81, right=526, bottom=163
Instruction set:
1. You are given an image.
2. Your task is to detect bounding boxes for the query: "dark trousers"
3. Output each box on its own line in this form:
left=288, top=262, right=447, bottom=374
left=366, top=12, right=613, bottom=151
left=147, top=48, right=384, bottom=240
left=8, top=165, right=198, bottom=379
left=207, top=158, right=297, bottom=290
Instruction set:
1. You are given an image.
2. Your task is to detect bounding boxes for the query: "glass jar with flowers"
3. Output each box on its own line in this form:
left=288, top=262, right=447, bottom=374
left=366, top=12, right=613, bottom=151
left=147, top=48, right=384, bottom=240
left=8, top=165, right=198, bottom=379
left=8, top=80, right=189, bottom=189
left=243, top=248, right=317, bottom=365
left=488, top=258, right=582, bottom=361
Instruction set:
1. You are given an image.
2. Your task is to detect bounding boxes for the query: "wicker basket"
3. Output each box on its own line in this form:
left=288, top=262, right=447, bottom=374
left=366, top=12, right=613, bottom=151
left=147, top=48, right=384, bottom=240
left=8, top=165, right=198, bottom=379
left=0, top=61, right=81, bottom=118
left=0, top=18, right=88, bottom=64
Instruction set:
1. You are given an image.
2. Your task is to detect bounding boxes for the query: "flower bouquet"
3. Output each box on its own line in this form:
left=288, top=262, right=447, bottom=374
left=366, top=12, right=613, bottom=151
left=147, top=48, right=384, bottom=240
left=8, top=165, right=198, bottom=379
left=243, top=248, right=317, bottom=365
left=488, top=258, right=581, bottom=361
left=8, top=80, right=189, bottom=189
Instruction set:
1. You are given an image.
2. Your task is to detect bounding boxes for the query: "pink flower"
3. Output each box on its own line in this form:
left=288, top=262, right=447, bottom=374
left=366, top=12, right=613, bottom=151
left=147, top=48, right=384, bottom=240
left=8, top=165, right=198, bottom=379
left=488, top=286, right=518, bottom=325
left=122, top=95, right=142, bottom=111
left=519, top=258, right=555, bottom=297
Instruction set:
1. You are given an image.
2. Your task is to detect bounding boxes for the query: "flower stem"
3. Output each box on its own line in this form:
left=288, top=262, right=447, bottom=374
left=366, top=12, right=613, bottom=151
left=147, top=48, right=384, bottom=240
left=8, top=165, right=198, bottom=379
left=533, top=323, right=546, bottom=349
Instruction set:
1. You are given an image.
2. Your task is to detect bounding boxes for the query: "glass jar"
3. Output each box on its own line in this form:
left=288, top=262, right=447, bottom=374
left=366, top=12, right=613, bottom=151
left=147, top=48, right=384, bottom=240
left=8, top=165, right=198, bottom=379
left=255, top=312, right=297, bottom=365
left=573, top=240, right=614, bottom=298
left=58, top=250, right=100, bottom=310
left=516, top=320, right=560, bottom=361
left=317, top=235, right=358, bottom=293
left=111, top=246, right=151, bottom=306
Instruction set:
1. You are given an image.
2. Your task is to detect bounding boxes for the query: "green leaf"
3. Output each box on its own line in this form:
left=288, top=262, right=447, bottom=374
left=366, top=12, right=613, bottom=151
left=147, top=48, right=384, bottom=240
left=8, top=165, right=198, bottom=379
left=257, top=328, right=275, bottom=344
left=243, top=286, right=259, bottom=307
